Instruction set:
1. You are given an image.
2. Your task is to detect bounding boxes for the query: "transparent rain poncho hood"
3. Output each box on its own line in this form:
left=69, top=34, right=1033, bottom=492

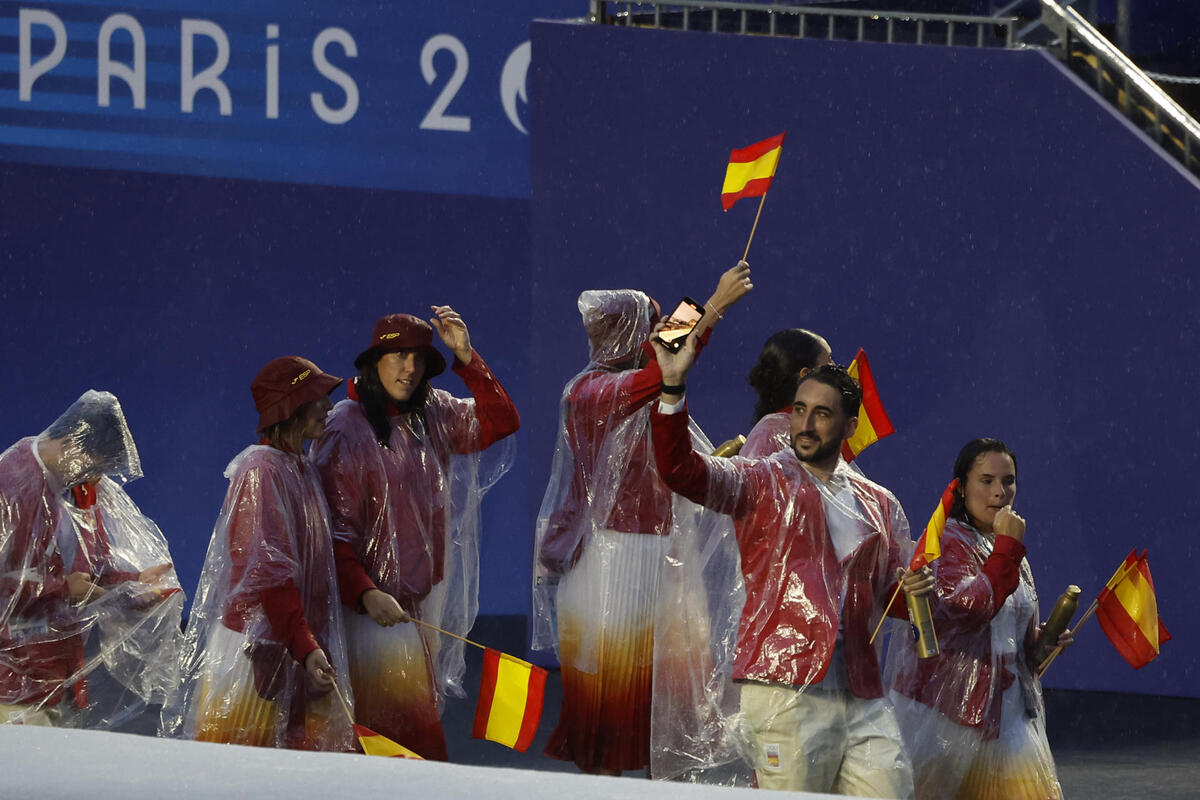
left=0, top=390, right=184, bottom=729
left=648, top=415, right=915, bottom=785
left=884, top=517, right=1062, bottom=798
left=313, top=374, right=516, bottom=701
left=162, top=445, right=352, bottom=750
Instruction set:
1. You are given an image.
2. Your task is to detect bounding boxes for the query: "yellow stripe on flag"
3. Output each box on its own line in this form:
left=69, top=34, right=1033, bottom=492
left=1111, top=568, right=1161, bottom=651
left=355, top=724, right=424, bottom=759
left=843, top=409, right=879, bottom=457
left=484, top=653, right=532, bottom=748
left=721, top=147, right=782, bottom=195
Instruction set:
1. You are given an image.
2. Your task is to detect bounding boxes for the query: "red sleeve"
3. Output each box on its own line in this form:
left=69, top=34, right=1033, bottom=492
left=446, top=350, right=521, bottom=453
left=929, top=531, right=1027, bottom=627
left=596, top=329, right=714, bottom=417
left=650, top=402, right=711, bottom=506
left=333, top=538, right=377, bottom=611
left=259, top=579, right=321, bottom=664
left=981, top=535, right=1026, bottom=610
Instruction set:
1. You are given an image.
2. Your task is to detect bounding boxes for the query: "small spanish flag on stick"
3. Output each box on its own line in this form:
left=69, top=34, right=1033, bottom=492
left=869, top=478, right=958, bottom=646
left=354, top=724, right=425, bottom=759
left=1039, top=549, right=1171, bottom=674
left=721, top=132, right=786, bottom=260
left=910, top=478, right=959, bottom=571
left=472, top=648, right=548, bottom=752
left=1096, top=549, right=1171, bottom=669
left=841, top=349, right=895, bottom=463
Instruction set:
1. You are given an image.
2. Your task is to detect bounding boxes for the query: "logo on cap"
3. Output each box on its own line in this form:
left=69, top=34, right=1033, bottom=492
left=292, top=369, right=312, bottom=385
left=380, top=332, right=401, bottom=340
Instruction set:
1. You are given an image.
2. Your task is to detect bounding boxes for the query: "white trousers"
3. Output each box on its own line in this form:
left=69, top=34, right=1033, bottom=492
left=740, top=682, right=915, bottom=798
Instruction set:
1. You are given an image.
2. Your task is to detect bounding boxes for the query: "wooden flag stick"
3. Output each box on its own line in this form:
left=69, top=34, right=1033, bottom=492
left=1037, top=557, right=1137, bottom=676
left=742, top=191, right=769, bottom=261
left=330, top=678, right=355, bottom=725
left=1037, top=597, right=1101, bottom=676
left=410, top=617, right=487, bottom=651
left=869, top=582, right=904, bottom=645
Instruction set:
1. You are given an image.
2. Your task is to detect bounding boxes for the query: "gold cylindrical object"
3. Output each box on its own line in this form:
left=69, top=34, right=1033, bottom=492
left=711, top=434, right=746, bottom=458
left=1033, top=584, right=1081, bottom=665
left=906, top=591, right=940, bottom=658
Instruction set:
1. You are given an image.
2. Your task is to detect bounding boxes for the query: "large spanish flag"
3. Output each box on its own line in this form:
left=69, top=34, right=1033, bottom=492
left=472, top=648, right=548, bottom=752
left=841, top=348, right=895, bottom=462
left=1096, top=550, right=1171, bottom=669
left=721, top=132, right=786, bottom=210
left=354, top=724, right=424, bottom=759
left=910, top=479, right=958, bottom=570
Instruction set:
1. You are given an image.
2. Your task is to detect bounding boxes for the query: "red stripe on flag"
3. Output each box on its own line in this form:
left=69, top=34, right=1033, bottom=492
left=472, top=648, right=501, bottom=739
left=728, top=133, right=787, bottom=163
left=721, top=176, right=775, bottom=211
left=853, top=351, right=894, bottom=438
left=514, top=663, right=548, bottom=752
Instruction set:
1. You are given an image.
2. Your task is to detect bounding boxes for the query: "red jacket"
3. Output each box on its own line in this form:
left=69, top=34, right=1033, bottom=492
left=316, top=351, right=520, bottom=610
left=890, top=518, right=1028, bottom=738
left=652, top=405, right=910, bottom=697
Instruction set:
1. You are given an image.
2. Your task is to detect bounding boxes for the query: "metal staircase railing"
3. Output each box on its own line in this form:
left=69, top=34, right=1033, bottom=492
left=1040, top=0, right=1200, bottom=178
left=587, top=2, right=1019, bottom=48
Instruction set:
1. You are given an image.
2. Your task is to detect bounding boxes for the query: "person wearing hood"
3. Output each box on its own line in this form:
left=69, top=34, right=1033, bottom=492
left=532, top=263, right=752, bottom=775
left=0, top=391, right=182, bottom=728
left=313, top=306, right=520, bottom=761
left=165, top=356, right=352, bottom=751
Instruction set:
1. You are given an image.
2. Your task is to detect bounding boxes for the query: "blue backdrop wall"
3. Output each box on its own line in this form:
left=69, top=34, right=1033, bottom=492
left=529, top=21, right=1199, bottom=698
left=2, top=2, right=1197, bottom=699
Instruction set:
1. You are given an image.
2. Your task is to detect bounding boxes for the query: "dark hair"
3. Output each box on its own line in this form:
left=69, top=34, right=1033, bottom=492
left=796, top=363, right=860, bottom=420
left=948, top=438, right=1018, bottom=523
left=357, top=358, right=430, bottom=447
left=260, top=400, right=316, bottom=450
left=747, top=329, right=829, bottom=423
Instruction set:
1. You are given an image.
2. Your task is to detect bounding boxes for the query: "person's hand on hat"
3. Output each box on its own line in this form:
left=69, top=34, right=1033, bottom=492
left=430, top=305, right=473, bottom=366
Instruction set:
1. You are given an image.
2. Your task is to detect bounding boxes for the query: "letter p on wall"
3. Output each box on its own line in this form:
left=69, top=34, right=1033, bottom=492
left=19, top=9, right=67, bottom=101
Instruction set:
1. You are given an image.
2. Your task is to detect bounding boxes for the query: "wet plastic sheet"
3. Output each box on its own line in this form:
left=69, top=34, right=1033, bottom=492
left=313, top=360, right=516, bottom=708
left=650, top=406, right=916, bottom=790
left=885, top=517, right=1062, bottom=799
left=533, top=289, right=731, bottom=773
left=163, top=445, right=352, bottom=751
left=0, top=391, right=184, bottom=729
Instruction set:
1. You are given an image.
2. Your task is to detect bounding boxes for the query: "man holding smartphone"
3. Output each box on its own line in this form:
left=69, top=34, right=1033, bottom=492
left=532, top=262, right=752, bottom=775
left=648, top=335, right=933, bottom=796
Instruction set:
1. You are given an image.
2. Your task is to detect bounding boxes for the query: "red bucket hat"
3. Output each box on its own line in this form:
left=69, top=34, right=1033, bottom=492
left=252, top=356, right=343, bottom=432
left=354, top=313, right=447, bottom=378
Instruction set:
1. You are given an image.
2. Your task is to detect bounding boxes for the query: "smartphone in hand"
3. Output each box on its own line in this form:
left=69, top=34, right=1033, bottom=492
left=654, top=297, right=705, bottom=352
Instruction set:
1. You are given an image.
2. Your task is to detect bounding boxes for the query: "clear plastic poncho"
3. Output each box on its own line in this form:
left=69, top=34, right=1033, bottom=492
left=162, top=445, right=352, bottom=751
left=648, top=420, right=915, bottom=788
left=885, top=517, right=1062, bottom=799
left=313, top=375, right=516, bottom=702
left=532, top=289, right=733, bottom=773
left=0, top=390, right=184, bottom=729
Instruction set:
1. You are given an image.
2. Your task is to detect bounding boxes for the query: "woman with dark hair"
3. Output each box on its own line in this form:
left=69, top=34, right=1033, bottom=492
left=313, top=306, right=519, bottom=761
left=166, top=357, right=351, bottom=751
left=742, top=328, right=832, bottom=457
left=888, top=438, right=1069, bottom=799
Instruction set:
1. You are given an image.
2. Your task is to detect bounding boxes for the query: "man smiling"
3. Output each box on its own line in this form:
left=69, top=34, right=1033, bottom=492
left=649, top=335, right=932, bottom=797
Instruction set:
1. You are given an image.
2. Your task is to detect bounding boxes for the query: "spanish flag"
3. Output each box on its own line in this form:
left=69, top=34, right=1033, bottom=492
left=354, top=724, right=424, bottom=759
left=472, top=648, right=547, bottom=752
left=910, top=479, right=958, bottom=570
left=841, top=349, right=895, bottom=463
left=1096, top=550, right=1171, bottom=669
left=721, top=133, right=786, bottom=210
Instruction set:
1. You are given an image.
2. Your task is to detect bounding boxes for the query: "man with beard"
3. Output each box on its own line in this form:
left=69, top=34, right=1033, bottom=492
left=648, top=336, right=932, bottom=798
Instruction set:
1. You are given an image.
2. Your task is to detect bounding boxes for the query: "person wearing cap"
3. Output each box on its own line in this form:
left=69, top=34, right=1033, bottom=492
left=531, top=264, right=751, bottom=775
left=0, top=391, right=183, bottom=727
left=163, top=357, right=353, bottom=751
left=313, top=306, right=520, bottom=761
